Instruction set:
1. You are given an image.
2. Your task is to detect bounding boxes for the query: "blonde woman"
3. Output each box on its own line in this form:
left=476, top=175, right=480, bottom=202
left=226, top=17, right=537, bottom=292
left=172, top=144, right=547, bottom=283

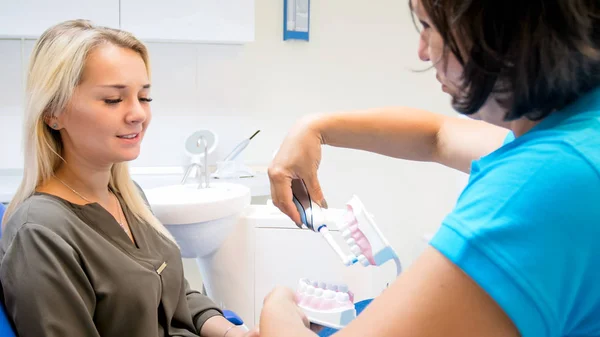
left=0, top=20, right=257, bottom=337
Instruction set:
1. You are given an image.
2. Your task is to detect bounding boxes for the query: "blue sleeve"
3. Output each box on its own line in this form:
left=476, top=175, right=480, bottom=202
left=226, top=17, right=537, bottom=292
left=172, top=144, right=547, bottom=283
left=503, top=131, right=515, bottom=145
left=430, top=141, right=600, bottom=337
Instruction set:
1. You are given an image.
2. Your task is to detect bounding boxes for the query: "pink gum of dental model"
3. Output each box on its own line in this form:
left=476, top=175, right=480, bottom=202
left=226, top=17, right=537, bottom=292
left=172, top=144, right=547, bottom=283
left=341, top=207, right=376, bottom=265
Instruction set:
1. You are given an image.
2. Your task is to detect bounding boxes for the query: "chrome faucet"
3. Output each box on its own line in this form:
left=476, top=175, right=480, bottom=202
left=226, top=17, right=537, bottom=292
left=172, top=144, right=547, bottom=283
left=181, top=136, right=210, bottom=189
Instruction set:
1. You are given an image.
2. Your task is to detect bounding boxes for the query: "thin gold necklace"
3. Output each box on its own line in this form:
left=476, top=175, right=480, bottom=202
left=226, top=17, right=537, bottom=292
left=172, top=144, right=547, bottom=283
left=111, top=192, right=129, bottom=234
left=54, top=176, right=130, bottom=235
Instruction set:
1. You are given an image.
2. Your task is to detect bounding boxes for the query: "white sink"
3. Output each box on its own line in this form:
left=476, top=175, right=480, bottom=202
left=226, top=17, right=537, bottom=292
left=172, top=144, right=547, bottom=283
left=144, top=182, right=251, bottom=258
left=144, top=182, right=251, bottom=225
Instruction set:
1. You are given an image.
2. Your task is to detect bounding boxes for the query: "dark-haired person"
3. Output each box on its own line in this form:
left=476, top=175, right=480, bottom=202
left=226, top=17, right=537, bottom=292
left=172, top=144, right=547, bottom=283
left=260, top=0, right=600, bottom=336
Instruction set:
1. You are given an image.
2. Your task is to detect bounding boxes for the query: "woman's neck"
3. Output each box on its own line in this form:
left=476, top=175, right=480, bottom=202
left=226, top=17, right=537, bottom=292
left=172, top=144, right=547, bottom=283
left=510, top=118, right=542, bottom=137
left=49, top=153, right=114, bottom=205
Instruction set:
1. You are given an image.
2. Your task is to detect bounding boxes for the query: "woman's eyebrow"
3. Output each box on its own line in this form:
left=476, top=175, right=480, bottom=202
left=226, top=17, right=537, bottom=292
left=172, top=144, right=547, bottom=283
left=96, top=84, right=151, bottom=89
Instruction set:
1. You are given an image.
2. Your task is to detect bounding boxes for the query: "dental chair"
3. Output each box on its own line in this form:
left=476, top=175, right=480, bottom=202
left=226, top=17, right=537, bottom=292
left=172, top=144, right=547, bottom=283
left=0, top=202, right=245, bottom=335
left=0, top=202, right=16, bottom=336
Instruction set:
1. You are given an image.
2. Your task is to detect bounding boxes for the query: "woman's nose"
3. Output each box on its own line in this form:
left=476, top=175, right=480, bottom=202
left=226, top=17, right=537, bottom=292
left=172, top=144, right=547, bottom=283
left=418, top=34, right=430, bottom=62
left=125, top=99, right=147, bottom=124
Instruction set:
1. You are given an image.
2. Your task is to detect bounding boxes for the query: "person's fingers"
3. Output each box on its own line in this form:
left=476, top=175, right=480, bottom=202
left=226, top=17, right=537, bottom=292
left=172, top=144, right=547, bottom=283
left=268, top=166, right=302, bottom=225
left=304, top=172, right=327, bottom=209
left=243, top=327, right=260, bottom=337
left=309, top=323, right=325, bottom=333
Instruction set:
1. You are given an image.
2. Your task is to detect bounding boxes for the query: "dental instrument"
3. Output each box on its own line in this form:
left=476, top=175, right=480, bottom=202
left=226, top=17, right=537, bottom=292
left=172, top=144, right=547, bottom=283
left=222, top=130, right=261, bottom=162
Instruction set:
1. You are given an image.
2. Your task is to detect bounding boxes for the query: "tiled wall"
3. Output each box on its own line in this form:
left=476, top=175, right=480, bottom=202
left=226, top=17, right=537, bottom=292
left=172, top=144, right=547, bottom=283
left=0, top=0, right=466, bottom=267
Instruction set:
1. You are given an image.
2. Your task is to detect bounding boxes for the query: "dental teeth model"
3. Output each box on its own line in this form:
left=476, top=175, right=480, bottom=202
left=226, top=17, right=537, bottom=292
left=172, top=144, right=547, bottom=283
left=336, top=195, right=402, bottom=274
left=291, top=180, right=402, bottom=329
left=295, top=278, right=357, bottom=329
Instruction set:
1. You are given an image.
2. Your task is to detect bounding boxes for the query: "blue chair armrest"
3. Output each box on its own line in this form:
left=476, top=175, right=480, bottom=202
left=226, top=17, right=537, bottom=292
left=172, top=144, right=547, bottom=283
left=0, top=302, right=16, bottom=337
left=0, top=203, right=5, bottom=230
left=223, top=309, right=244, bottom=326
left=0, top=206, right=15, bottom=335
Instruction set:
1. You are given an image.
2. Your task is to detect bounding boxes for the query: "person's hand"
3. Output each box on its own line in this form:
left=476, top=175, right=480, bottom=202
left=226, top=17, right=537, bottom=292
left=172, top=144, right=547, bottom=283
left=261, top=286, right=325, bottom=334
left=268, top=115, right=328, bottom=226
left=242, top=327, right=260, bottom=337
left=263, top=286, right=310, bottom=327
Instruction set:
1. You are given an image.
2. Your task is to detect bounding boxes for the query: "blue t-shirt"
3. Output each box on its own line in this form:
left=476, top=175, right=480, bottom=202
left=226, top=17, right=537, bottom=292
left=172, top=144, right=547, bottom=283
left=431, top=87, right=600, bottom=337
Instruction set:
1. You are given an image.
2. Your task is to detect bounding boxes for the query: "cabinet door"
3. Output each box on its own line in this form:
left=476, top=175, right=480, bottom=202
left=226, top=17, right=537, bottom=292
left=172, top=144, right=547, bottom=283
left=0, top=0, right=119, bottom=38
left=253, top=228, right=387, bottom=326
left=120, top=0, right=254, bottom=43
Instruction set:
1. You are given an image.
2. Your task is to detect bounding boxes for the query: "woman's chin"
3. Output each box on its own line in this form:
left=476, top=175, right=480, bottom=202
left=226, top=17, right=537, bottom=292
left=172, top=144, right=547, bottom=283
left=114, top=151, right=141, bottom=164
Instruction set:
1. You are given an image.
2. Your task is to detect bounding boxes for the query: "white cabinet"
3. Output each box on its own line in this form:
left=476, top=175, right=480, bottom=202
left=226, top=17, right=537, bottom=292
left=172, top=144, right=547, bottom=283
left=198, top=205, right=389, bottom=329
left=0, top=0, right=119, bottom=38
left=0, top=0, right=254, bottom=43
left=253, top=228, right=380, bottom=325
left=120, top=0, right=254, bottom=43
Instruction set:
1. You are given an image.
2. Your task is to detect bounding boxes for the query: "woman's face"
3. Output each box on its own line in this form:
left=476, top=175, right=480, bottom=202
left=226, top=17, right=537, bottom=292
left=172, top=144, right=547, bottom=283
left=53, top=44, right=152, bottom=168
left=411, top=0, right=463, bottom=98
left=411, top=0, right=510, bottom=126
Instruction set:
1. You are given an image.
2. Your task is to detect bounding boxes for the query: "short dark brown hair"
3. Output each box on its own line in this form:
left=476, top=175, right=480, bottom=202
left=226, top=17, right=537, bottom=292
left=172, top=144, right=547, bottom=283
left=410, top=0, right=600, bottom=121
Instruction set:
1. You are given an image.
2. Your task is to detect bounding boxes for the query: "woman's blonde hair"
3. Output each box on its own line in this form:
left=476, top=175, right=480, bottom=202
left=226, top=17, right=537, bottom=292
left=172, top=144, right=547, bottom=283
left=2, top=20, right=174, bottom=241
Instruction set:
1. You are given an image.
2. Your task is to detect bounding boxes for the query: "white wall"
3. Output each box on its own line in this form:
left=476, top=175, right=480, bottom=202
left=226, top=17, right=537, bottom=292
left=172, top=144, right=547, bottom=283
left=0, top=0, right=467, bottom=284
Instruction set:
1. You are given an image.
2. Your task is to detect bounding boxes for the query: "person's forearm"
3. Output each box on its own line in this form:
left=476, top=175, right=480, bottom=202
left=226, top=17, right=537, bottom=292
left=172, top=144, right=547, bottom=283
left=260, top=304, right=318, bottom=337
left=200, top=315, right=245, bottom=337
left=310, top=107, right=445, bottom=163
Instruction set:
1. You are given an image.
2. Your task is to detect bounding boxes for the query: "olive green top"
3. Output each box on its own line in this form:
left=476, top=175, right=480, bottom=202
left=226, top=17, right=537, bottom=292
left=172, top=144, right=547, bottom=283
left=0, top=189, right=222, bottom=337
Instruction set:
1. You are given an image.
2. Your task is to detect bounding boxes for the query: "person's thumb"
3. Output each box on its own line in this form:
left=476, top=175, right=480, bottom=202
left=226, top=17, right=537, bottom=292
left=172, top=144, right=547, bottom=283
left=243, top=327, right=260, bottom=337
left=305, top=173, right=327, bottom=209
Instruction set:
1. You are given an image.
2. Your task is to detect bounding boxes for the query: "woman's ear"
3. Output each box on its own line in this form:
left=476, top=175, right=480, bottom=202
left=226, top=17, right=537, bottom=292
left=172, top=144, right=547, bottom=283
left=44, top=114, right=60, bottom=130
